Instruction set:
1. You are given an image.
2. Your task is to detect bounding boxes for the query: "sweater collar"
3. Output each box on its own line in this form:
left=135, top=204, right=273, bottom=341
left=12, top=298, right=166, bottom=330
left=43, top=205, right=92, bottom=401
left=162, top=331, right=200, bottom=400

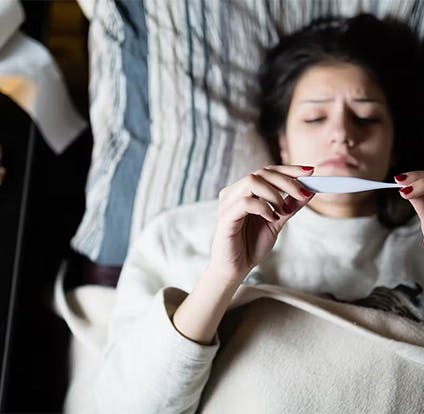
left=288, top=205, right=386, bottom=243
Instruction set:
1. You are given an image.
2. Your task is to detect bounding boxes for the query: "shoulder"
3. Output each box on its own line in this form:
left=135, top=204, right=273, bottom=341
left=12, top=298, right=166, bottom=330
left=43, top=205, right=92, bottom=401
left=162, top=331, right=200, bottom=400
left=141, top=199, right=218, bottom=251
left=115, top=200, right=219, bottom=314
left=127, top=199, right=219, bottom=271
left=389, top=215, right=422, bottom=240
left=385, top=215, right=422, bottom=256
left=158, top=199, right=219, bottom=234
left=384, top=215, right=424, bottom=282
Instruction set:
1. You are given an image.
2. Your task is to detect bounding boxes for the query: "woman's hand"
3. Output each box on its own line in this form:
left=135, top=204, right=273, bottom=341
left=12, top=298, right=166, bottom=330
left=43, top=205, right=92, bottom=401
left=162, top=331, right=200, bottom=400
left=395, top=171, right=424, bottom=235
left=207, top=165, right=316, bottom=286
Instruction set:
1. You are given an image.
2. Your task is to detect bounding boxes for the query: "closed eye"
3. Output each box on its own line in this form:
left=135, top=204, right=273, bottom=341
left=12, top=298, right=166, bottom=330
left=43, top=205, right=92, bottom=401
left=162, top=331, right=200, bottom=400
left=304, top=117, right=325, bottom=123
left=354, top=116, right=380, bottom=125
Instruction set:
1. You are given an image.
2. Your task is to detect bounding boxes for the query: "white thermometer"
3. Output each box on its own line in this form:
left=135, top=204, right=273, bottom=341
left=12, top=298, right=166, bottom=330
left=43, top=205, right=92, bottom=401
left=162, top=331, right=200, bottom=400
left=297, top=176, right=402, bottom=194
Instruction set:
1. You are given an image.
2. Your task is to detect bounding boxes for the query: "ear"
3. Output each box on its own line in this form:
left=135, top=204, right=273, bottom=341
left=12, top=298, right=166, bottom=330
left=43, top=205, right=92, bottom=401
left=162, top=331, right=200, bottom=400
left=279, top=133, right=289, bottom=165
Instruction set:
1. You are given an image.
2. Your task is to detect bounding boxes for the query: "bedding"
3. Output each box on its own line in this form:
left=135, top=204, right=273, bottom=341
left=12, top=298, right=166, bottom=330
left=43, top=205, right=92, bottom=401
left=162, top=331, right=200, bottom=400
left=72, top=0, right=424, bottom=266
left=200, top=290, right=424, bottom=413
left=54, top=197, right=424, bottom=412
left=54, top=278, right=424, bottom=413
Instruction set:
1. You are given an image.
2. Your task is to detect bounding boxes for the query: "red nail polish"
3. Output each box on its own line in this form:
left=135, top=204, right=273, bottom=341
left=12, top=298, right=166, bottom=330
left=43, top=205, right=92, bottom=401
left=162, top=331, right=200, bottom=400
left=300, top=188, right=312, bottom=198
left=400, top=186, right=413, bottom=195
left=273, top=211, right=280, bottom=220
left=395, top=174, right=407, bottom=181
left=301, top=166, right=314, bottom=171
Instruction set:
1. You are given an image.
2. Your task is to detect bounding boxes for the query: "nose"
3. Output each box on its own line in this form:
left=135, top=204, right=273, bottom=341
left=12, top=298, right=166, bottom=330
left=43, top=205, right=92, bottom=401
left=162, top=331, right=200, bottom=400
left=330, top=111, right=355, bottom=147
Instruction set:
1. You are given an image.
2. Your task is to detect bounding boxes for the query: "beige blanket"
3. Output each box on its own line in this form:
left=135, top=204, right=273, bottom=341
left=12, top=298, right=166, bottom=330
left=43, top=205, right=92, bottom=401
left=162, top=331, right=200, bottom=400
left=54, top=271, right=424, bottom=414
left=200, top=288, right=424, bottom=413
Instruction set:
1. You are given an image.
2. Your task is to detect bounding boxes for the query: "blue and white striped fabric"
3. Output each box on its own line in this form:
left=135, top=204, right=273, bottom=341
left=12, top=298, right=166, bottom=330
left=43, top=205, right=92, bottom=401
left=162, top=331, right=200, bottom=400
left=72, top=0, right=424, bottom=266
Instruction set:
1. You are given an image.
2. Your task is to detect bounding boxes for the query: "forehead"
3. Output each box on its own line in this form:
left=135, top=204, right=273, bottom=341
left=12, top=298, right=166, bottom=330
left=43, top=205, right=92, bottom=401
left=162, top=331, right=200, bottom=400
left=291, top=63, right=387, bottom=104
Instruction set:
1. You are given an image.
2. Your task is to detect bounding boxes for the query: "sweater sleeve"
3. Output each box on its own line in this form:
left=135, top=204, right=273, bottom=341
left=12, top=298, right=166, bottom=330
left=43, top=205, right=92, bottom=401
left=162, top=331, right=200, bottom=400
left=94, top=206, right=220, bottom=414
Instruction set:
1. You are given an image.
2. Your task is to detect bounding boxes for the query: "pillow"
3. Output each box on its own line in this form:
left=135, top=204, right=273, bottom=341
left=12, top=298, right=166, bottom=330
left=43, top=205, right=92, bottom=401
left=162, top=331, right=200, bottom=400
left=72, top=0, right=424, bottom=266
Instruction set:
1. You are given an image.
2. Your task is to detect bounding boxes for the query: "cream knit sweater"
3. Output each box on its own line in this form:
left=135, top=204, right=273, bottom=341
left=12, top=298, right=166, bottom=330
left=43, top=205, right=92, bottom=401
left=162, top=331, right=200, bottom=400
left=55, top=200, right=424, bottom=413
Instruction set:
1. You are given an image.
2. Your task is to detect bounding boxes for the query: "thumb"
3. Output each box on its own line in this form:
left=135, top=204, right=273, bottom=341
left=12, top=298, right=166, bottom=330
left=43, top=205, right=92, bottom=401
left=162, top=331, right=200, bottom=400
left=409, top=198, right=424, bottom=220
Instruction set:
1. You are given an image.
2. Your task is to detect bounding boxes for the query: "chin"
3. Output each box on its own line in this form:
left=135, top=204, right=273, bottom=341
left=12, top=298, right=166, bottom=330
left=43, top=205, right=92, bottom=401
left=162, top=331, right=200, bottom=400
left=314, top=191, right=375, bottom=207
left=315, top=166, right=376, bottom=180
left=315, top=192, right=356, bottom=202
left=314, top=166, right=359, bottom=177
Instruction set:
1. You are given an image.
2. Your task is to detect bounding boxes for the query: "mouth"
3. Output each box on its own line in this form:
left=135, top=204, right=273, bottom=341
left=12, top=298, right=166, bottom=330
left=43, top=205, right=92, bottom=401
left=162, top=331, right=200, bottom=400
left=318, top=157, right=359, bottom=169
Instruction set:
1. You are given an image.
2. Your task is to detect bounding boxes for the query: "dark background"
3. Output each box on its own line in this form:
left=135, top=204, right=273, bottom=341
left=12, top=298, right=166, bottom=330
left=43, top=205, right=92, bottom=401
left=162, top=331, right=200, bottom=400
left=0, top=1, right=91, bottom=412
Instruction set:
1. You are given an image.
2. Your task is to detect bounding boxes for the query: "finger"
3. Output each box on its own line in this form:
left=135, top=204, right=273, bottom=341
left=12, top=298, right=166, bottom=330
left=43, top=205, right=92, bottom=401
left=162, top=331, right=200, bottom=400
left=263, top=164, right=315, bottom=178
left=244, top=174, right=287, bottom=214
left=396, top=176, right=424, bottom=224
left=283, top=192, right=316, bottom=216
left=409, top=199, right=424, bottom=228
left=220, top=174, right=287, bottom=215
left=219, top=165, right=315, bottom=211
left=394, top=171, right=424, bottom=186
left=398, top=178, right=424, bottom=200
left=222, top=196, right=281, bottom=224
left=254, top=168, right=315, bottom=202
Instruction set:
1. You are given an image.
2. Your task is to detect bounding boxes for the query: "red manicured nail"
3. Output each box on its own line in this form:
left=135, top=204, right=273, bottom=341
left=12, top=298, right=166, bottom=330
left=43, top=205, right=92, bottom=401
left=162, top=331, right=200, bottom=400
left=273, top=211, right=280, bottom=220
left=282, top=204, right=292, bottom=214
left=400, top=186, right=413, bottom=195
left=301, top=166, right=314, bottom=171
left=300, top=188, right=312, bottom=197
left=395, top=174, right=408, bottom=181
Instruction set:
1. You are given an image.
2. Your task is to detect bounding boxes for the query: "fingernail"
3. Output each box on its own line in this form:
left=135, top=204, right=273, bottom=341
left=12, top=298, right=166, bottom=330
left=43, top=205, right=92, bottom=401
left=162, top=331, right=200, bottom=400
left=273, top=211, right=280, bottom=220
left=395, top=174, right=407, bottom=181
left=301, top=166, right=314, bottom=171
left=282, top=204, right=292, bottom=214
left=300, top=188, right=312, bottom=198
left=399, top=185, right=413, bottom=195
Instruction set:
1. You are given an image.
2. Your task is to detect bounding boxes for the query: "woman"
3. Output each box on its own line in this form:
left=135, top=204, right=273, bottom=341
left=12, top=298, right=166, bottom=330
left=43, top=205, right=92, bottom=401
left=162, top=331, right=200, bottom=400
left=94, top=14, right=424, bottom=413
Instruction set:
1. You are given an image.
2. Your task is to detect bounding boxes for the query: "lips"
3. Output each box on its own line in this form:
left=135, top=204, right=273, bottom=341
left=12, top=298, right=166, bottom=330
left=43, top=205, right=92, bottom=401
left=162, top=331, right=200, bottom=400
left=318, top=156, right=359, bottom=169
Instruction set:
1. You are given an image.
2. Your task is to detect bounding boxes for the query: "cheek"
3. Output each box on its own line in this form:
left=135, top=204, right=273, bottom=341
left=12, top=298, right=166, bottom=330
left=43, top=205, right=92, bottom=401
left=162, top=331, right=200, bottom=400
left=284, top=120, right=328, bottom=164
left=368, top=129, right=393, bottom=156
left=360, top=132, right=394, bottom=175
left=285, top=134, right=323, bottom=163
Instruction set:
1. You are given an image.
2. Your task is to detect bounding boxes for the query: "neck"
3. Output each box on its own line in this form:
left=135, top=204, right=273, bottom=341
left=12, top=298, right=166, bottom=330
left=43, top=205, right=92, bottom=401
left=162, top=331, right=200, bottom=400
left=307, top=193, right=377, bottom=218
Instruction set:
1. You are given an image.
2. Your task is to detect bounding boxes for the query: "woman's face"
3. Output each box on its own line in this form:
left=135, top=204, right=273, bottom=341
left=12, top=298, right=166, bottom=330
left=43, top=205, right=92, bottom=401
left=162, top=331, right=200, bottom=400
left=280, top=63, right=395, bottom=216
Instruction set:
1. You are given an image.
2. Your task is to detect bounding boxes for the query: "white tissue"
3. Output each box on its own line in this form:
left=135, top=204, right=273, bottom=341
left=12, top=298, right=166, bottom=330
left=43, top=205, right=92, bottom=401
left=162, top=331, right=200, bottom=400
left=0, top=31, right=87, bottom=154
left=0, top=0, right=87, bottom=154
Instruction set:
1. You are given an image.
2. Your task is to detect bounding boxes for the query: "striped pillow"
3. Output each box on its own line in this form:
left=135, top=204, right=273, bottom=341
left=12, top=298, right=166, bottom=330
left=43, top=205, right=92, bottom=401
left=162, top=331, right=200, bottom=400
left=72, top=0, right=424, bottom=266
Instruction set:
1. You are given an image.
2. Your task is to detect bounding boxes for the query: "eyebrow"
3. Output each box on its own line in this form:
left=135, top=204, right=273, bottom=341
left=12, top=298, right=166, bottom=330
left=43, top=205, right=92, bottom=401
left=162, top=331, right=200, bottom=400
left=298, top=98, right=384, bottom=105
